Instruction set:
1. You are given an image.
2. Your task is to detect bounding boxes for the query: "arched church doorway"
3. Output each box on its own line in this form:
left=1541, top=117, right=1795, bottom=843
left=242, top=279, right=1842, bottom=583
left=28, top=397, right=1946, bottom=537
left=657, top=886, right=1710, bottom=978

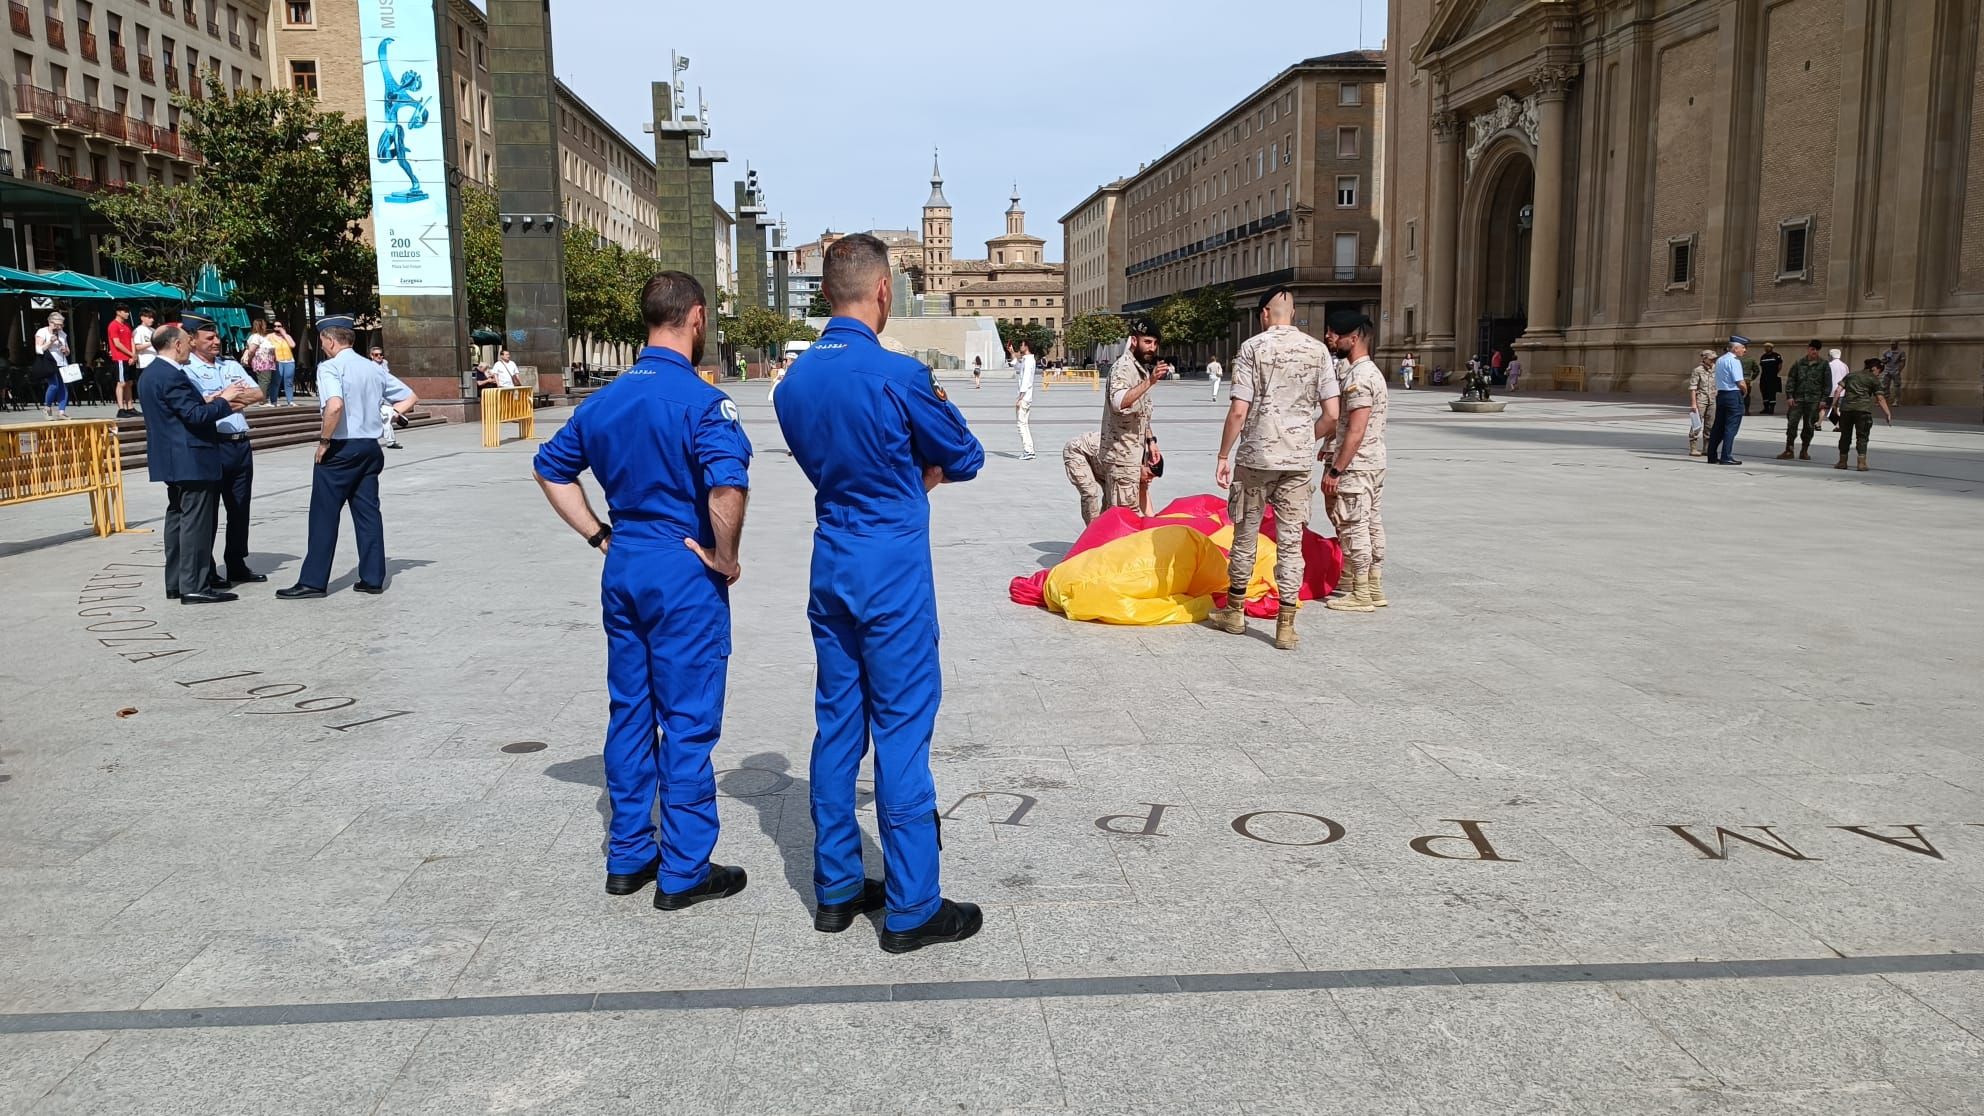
left=1472, top=153, right=1534, bottom=374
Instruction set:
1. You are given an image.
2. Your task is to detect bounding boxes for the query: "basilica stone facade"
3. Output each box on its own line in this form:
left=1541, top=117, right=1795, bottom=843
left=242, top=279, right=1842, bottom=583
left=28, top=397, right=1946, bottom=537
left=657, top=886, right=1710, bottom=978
left=1382, top=0, right=1982, bottom=402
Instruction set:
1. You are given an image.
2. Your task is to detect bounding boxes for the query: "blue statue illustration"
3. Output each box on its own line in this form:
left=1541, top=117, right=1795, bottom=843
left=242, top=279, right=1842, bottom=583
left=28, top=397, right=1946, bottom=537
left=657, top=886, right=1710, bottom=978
left=375, top=37, right=431, bottom=203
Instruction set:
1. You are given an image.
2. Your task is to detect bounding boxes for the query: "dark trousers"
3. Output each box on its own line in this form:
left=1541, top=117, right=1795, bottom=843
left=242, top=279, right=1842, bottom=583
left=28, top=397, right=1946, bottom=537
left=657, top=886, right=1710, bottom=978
left=1761, top=379, right=1780, bottom=414
left=1838, top=412, right=1874, bottom=456
left=1709, top=389, right=1744, bottom=461
left=1784, top=401, right=1822, bottom=448
left=162, top=482, right=221, bottom=595
left=219, top=439, right=254, bottom=575
left=297, top=439, right=387, bottom=590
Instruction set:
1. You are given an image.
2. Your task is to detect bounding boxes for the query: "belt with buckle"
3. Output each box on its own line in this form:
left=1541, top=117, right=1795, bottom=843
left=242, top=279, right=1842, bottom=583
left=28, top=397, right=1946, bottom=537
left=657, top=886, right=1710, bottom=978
left=221, top=432, right=250, bottom=442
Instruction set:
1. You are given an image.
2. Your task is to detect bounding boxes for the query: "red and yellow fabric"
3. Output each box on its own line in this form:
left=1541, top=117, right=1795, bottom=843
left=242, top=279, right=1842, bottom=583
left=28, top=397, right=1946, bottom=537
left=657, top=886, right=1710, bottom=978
left=1009, top=494, right=1343, bottom=625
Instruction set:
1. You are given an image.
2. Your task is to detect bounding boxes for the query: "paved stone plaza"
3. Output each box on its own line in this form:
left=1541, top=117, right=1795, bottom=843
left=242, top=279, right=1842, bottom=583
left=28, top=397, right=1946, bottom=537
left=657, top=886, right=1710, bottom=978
left=3, top=379, right=1983, bottom=1114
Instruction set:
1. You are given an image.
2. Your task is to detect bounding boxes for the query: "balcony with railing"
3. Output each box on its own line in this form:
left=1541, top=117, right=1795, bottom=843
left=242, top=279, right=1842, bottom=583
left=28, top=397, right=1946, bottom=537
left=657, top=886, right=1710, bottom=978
left=12, top=81, right=55, bottom=121
left=164, top=68, right=179, bottom=91
left=138, top=56, right=153, bottom=82
left=8, top=2, right=29, bottom=37
left=227, top=30, right=239, bottom=47
left=248, top=38, right=259, bottom=57
left=183, top=6, right=196, bottom=26
left=93, top=110, right=126, bottom=142
left=79, top=29, right=96, bottom=61
left=0, top=148, right=14, bottom=175
left=44, top=15, right=63, bottom=48
left=109, top=42, right=126, bottom=71
left=158, top=0, right=173, bottom=12
left=52, top=96, right=93, bottom=131
left=154, top=129, right=182, bottom=157
left=186, top=78, right=203, bottom=101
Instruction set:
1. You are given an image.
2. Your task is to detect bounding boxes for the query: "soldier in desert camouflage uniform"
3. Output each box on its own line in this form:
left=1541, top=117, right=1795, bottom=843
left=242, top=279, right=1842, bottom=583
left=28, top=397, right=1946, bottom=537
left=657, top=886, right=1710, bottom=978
left=1098, top=318, right=1169, bottom=511
left=1205, top=287, right=1339, bottom=650
left=1064, top=429, right=1161, bottom=522
left=1322, top=310, right=1390, bottom=614
left=1688, top=349, right=1718, bottom=458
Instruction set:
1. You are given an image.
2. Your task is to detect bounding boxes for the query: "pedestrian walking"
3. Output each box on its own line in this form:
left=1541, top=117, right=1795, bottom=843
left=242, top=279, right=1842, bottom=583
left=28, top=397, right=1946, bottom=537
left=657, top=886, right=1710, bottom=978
left=34, top=312, right=74, bottom=420
left=1880, top=340, right=1907, bottom=404
left=1505, top=355, right=1523, bottom=392
left=1776, top=341, right=1830, bottom=461
left=1206, top=286, right=1337, bottom=649
left=277, top=316, right=418, bottom=598
left=267, top=321, right=297, bottom=405
left=1100, top=319, right=1167, bottom=511
left=1758, top=342, right=1784, bottom=415
left=107, top=305, right=138, bottom=418
left=533, top=271, right=754, bottom=908
left=138, top=323, right=251, bottom=603
left=1207, top=355, right=1223, bottom=401
left=183, top=313, right=268, bottom=587
left=773, top=233, right=986, bottom=953
left=1833, top=357, right=1893, bottom=471
left=1013, top=339, right=1037, bottom=459
left=1323, top=310, right=1389, bottom=612
left=1826, top=348, right=1850, bottom=430
left=1687, top=350, right=1717, bottom=458
left=1706, top=336, right=1749, bottom=464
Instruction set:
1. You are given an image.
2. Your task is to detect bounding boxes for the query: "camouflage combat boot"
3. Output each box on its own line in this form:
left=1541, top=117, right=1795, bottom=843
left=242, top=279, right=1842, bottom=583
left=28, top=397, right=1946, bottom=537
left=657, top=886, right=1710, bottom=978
left=1326, top=572, right=1376, bottom=613
left=1367, top=566, right=1390, bottom=608
left=1798, top=446, right=1811, bottom=460
left=1273, top=604, right=1300, bottom=650
left=1857, top=454, right=1869, bottom=472
left=1207, top=587, right=1249, bottom=634
left=1834, top=453, right=1849, bottom=470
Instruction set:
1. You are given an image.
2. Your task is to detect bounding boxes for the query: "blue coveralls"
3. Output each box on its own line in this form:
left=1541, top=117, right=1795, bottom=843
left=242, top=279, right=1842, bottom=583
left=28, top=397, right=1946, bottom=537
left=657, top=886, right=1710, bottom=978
left=533, top=346, right=753, bottom=892
left=773, top=318, right=984, bottom=931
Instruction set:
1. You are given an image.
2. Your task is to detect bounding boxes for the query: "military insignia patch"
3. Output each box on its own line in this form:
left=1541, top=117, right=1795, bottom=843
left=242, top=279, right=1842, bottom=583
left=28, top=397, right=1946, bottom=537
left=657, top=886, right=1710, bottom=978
left=929, top=370, right=948, bottom=402
left=719, top=399, right=739, bottom=423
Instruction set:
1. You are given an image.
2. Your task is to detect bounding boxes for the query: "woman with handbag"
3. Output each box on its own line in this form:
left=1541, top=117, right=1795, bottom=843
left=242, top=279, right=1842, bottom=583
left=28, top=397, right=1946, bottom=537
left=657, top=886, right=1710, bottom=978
left=34, top=311, right=75, bottom=420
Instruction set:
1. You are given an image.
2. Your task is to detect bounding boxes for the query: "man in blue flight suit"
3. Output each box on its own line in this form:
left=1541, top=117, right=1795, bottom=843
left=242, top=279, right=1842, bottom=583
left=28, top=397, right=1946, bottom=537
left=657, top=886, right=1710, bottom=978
left=533, top=271, right=755, bottom=909
left=277, top=316, right=418, bottom=599
left=182, top=313, right=268, bottom=588
left=138, top=322, right=251, bottom=604
left=773, top=233, right=987, bottom=953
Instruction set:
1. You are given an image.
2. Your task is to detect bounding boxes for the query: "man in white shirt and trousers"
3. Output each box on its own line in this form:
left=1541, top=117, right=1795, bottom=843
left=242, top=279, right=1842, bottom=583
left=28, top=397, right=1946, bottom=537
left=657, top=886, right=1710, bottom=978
left=1013, top=340, right=1037, bottom=460
left=1207, top=356, right=1224, bottom=401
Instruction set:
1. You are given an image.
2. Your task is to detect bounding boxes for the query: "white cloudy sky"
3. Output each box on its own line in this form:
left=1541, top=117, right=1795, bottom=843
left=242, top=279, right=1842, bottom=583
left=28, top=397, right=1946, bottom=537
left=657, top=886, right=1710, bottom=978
left=543, top=0, right=1387, bottom=260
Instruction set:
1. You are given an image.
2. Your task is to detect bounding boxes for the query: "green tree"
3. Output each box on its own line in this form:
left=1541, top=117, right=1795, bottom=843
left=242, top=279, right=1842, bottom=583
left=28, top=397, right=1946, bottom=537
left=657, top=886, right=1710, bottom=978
left=804, top=290, right=832, bottom=318
left=1062, top=313, right=1127, bottom=363
left=178, top=74, right=372, bottom=318
left=995, top=319, right=1056, bottom=360
left=459, top=183, right=505, bottom=331
left=561, top=224, right=617, bottom=355
left=722, top=304, right=793, bottom=361
left=94, top=183, right=224, bottom=296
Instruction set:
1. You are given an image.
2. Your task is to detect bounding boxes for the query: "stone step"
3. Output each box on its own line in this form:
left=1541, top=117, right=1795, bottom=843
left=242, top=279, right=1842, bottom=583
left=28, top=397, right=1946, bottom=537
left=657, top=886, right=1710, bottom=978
left=116, top=407, right=447, bottom=472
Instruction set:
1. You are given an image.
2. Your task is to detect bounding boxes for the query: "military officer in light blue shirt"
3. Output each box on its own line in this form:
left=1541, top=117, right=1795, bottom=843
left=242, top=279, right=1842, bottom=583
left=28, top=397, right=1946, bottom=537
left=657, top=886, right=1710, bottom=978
left=278, top=315, right=418, bottom=598
left=182, top=313, right=267, bottom=586
left=1707, top=334, right=1749, bottom=465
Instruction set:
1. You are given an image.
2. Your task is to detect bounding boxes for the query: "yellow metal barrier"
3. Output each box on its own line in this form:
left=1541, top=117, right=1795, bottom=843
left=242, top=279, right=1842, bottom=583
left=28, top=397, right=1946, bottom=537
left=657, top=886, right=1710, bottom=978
left=1041, top=368, right=1101, bottom=391
left=0, top=419, right=126, bottom=536
left=481, top=386, right=536, bottom=447
left=1552, top=364, right=1588, bottom=391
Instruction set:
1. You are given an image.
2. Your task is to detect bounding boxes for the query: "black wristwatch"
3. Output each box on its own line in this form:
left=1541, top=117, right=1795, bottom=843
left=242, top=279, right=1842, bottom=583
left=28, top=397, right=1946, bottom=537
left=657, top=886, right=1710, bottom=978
left=1326, top=464, right=1344, bottom=478
left=586, top=525, right=613, bottom=549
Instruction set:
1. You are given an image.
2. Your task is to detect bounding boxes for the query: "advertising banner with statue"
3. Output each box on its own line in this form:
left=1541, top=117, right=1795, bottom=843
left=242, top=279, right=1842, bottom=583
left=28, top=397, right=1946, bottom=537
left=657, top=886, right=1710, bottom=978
left=358, top=0, right=454, bottom=296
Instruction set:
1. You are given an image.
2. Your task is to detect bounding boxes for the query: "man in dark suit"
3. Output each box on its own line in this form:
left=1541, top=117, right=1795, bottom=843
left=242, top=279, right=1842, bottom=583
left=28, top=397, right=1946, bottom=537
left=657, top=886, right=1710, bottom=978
left=138, top=323, right=250, bottom=604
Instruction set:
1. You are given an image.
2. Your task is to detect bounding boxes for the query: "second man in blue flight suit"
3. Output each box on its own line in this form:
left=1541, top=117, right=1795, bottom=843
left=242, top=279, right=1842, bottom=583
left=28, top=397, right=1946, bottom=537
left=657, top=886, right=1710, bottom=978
left=774, top=233, right=986, bottom=953
left=534, top=272, right=754, bottom=910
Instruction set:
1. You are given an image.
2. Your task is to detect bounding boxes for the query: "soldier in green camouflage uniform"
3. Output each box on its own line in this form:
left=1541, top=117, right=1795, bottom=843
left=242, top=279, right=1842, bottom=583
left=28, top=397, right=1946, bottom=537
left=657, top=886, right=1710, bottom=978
left=1777, top=340, right=1831, bottom=461
left=1833, top=357, right=1893, bottom=471
left=1206, top=287, right=1338, bottom=650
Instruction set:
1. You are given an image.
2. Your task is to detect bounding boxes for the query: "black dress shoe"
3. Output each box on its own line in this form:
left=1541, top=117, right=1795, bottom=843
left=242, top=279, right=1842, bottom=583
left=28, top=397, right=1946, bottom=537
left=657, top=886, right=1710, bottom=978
left=605, top=856, right=659, bottom=896
left=879, top=898, right=984, bottom=954
left=654, top=864, right=747, bottom=910
left=276, top=584, right=327, bottom=599
left=165, top=588, right=179, bottom=600
left=178, top=590, right=239, bottom=605
left=226, top=570, right=268, bottom=584
left=353, top=582, right=385, bottom=595
left=1724, top=458, right=1743, bottom=466
left=814, top=879, right=885, bottom=933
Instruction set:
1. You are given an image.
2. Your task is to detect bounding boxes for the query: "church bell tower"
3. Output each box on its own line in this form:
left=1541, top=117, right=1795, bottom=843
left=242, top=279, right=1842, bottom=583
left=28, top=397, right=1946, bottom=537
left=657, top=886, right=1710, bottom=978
left=921, top=149, right=954, bottom=300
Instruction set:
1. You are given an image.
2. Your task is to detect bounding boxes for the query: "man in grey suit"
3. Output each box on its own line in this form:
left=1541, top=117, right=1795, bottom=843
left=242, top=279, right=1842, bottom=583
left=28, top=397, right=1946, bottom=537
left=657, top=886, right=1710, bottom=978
left=137, top=323, right=251, bottom=604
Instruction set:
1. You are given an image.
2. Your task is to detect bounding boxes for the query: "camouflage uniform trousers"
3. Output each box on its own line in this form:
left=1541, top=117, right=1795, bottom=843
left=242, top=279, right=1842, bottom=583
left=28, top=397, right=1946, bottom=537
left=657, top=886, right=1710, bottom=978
left=1838, top=411, right=1875, bottom=456
left=1064, top=441, right=1103, bottom=524
left=1328, top=469, right=1386, bottom=576
left=1100, top=458, right=1142, bottom=511
left=1226, top=466, right=1313, bottom=601
left=1689, top=393, right=1716, bottom=456
left=1784, top=400, right=1823, bottom=449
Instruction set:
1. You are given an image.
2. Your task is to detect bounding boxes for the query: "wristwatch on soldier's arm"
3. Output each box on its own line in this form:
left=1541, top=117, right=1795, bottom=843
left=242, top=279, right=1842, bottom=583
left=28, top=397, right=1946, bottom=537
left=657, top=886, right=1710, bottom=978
left=586, top=525, right=613, bottom=549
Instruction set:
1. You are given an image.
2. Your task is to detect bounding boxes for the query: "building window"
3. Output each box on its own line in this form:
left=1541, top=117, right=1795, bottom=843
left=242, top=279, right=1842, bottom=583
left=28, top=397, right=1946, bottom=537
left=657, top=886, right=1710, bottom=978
left=1269, top=142, right=1277, bottom=168
left=284, top=0, right=311, bottom=26
left=1339, top=82, right=1361, bottom=106
left=1405, top=307, right=1416, bottom=339
left=1283, top=136, right=1292, bottom=165
left=1406, top=219, right=1417, bottom=258
left=1666, top=234, right=1696, bottom=289
left=1776, top=216, right=1814, bottom=282
left=289, top=58, right=315, bottom=94
left=1335, top=175, right=1358, bottom=208
left=1338, top=126, right=1360, bottom=158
